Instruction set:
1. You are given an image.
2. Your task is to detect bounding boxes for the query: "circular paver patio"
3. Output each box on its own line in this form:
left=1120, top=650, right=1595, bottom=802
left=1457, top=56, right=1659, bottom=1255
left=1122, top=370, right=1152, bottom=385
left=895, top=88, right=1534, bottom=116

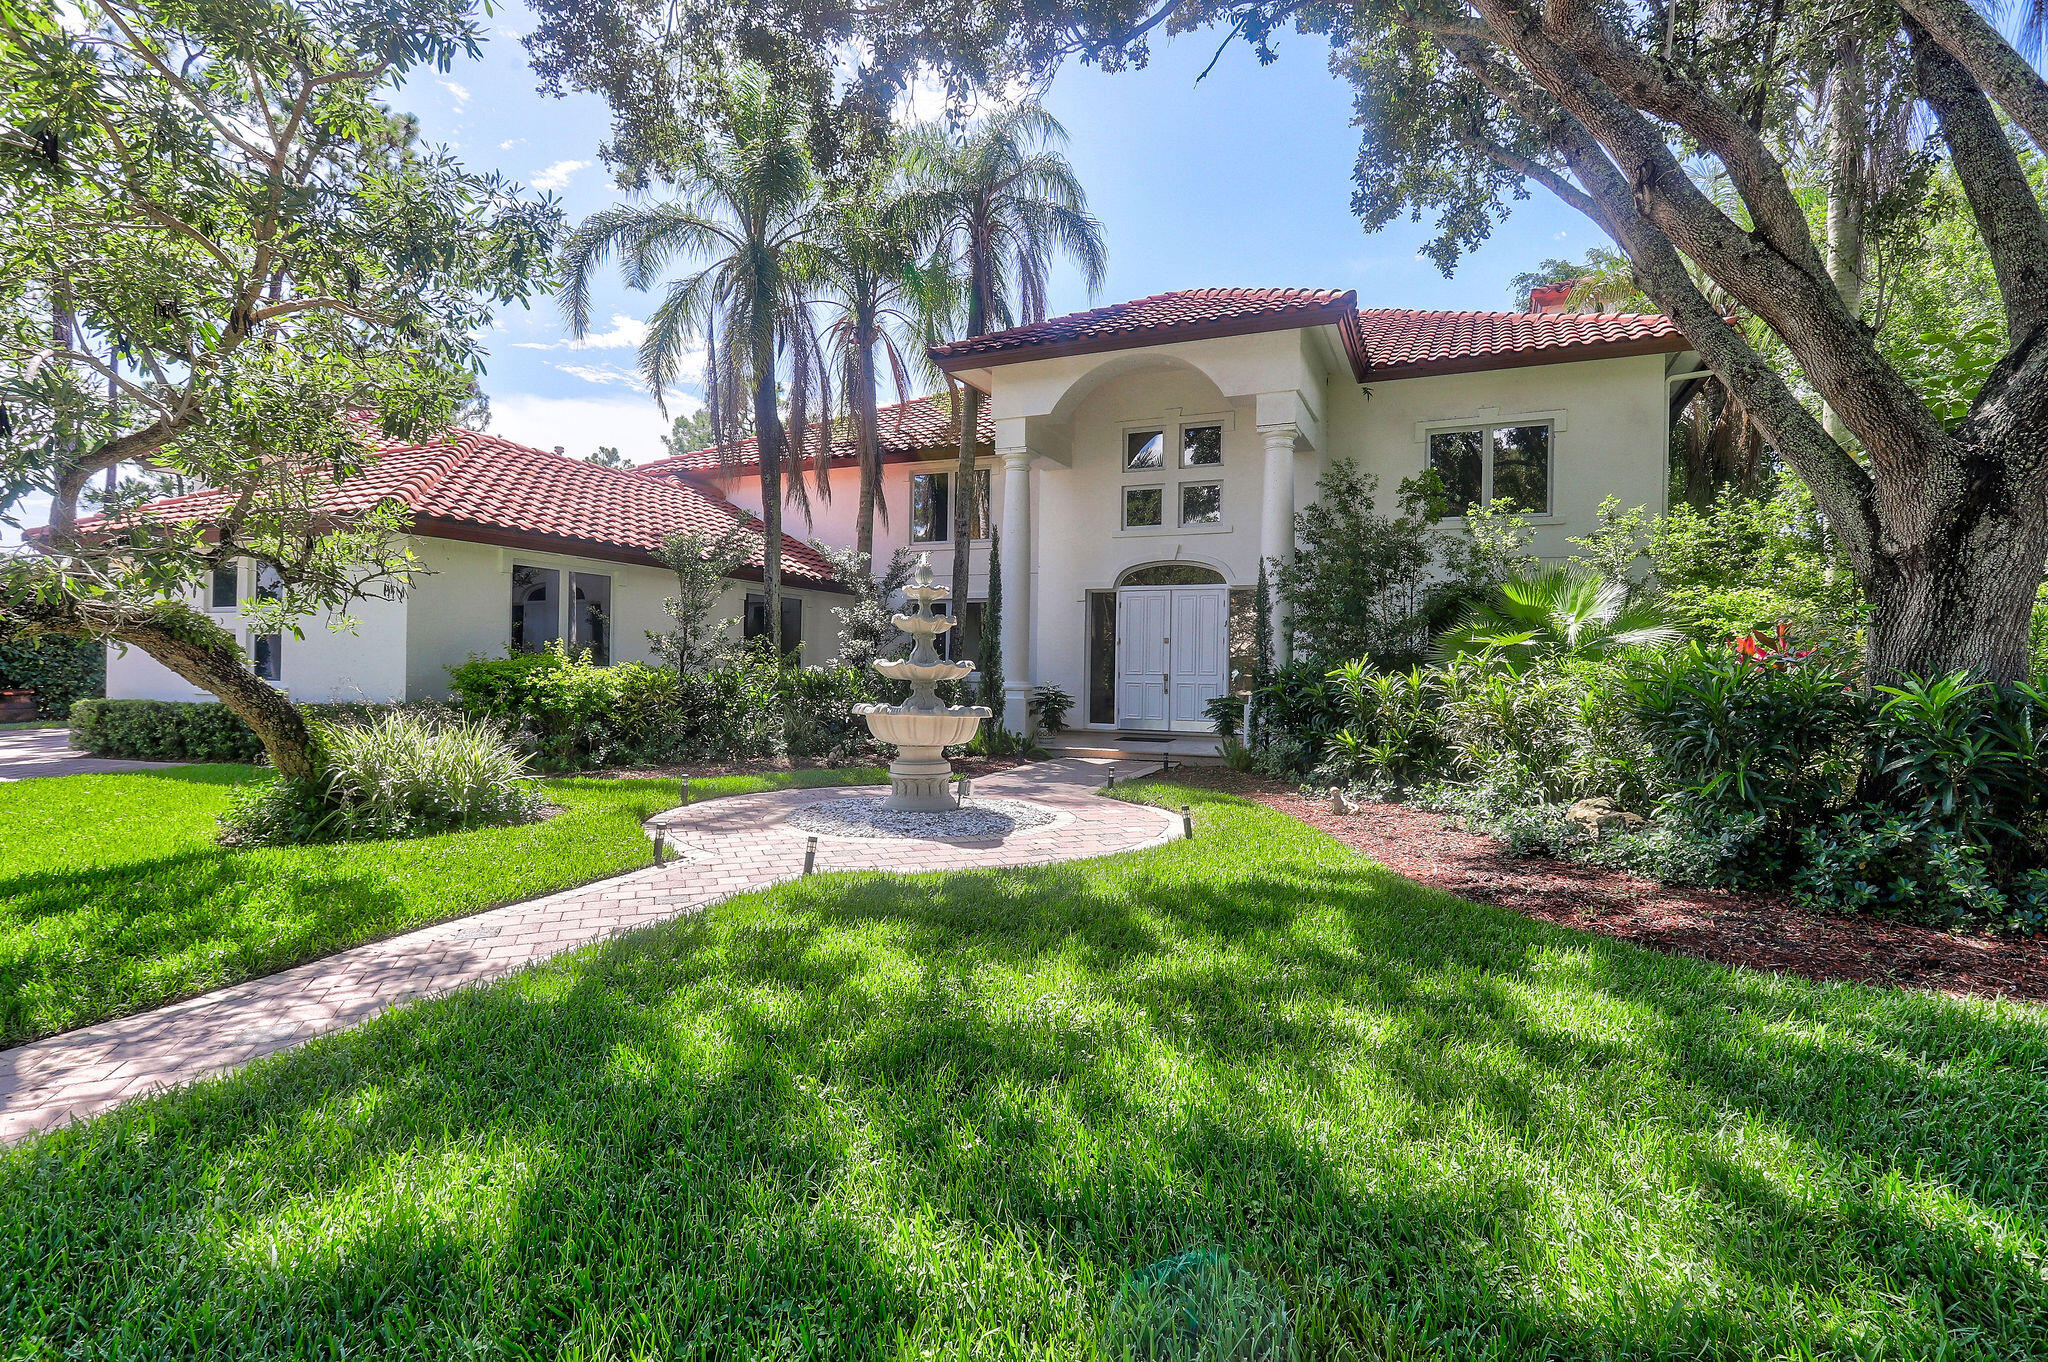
left=0, top=757, right=1179, bottom=1144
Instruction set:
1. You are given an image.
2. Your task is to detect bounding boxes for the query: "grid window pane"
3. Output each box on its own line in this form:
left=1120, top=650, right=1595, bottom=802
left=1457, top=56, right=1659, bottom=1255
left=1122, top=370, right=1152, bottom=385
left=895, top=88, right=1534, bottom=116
left=1428, top=429, right=1484, bottom=516
left=1087, top=590, right=1116, bottom=724
left=1492, top=424, right=1551, bottom=513
left=1181, top=424, right=1222, bottom=467
left=251, top=633, right=282, bottom=683
left=511, top=564, right=561, bottom=652
left=1180, top=482, right=1223, bottom=525
left=1125, top=431, right=1165, bottom=471
left=910, top=472, right=949, bottom=543
left=1123, top=486, right=1163, bottom=528
left=209, top=563, right=237, bottom=609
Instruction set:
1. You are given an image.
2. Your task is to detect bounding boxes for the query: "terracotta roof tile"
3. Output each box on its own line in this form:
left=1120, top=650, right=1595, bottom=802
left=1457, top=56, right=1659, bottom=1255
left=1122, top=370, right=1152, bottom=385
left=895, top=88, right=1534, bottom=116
left=73, top=427, right=841, bottom=586
left=925, top=288, right=1691, bottom=380
left=930, top=288, right=1355, bottom=368
left=637, top=393, right=991, bottom=476
left=1353, top=308, right=1687, bottom=377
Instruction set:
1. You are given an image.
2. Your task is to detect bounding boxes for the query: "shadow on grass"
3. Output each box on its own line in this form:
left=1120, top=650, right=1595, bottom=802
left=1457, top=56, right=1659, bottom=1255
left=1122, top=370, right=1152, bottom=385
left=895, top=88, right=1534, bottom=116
left=5, top=785, right=2046, bottom=1358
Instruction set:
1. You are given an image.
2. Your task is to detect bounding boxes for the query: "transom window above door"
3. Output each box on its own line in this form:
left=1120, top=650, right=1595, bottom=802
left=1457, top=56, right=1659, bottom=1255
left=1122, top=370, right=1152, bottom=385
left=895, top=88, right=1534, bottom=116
left=1427, top=421, right=1552, bottom=516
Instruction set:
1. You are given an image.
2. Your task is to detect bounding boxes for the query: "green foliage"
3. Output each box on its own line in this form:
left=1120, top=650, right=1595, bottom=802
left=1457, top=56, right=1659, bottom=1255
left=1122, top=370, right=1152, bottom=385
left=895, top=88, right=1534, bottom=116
left=1028, top=683, right=1073, bottom=737
left=646, top=526, right=750, bottom=674
left=446, top=644, right=879, bottom=771
left=70, top=699, right=265, bottom=763
left=9, top=784, right=2048, bottom=1357
left=1645, top=484, right=1863, bottom=646
left=1435, top=566, right=1682, bottom=672
left=825, top=546, right=915, bottom=673
left=979, top=523, right=1004, bottom=728
left=1276, top=460, right=1452, bottom=668
left=218, top=713, right=543, bottom=847
left=0, top=635, right=103, bottom=716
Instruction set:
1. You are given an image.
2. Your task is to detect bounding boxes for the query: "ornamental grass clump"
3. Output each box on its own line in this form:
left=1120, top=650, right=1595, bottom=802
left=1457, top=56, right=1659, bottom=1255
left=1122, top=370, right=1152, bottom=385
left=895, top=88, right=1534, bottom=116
left=220, top=712, right=543, bottom=846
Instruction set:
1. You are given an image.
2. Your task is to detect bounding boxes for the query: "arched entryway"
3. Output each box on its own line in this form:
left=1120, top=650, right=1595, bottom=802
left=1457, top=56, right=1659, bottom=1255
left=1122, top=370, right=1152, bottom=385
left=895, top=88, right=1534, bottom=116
left=1110, top=563, right=1230, bottom=733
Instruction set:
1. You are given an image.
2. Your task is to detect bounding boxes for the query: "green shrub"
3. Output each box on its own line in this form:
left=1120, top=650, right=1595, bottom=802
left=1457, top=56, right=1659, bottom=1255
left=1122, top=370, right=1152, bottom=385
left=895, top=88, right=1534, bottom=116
left=219, top=712, right=542, bottom=846
left=69, top=698, right=415, bottom=763
left=446, top=643, right=879, bottom=772
left=0, top=636, right=105, bottom=717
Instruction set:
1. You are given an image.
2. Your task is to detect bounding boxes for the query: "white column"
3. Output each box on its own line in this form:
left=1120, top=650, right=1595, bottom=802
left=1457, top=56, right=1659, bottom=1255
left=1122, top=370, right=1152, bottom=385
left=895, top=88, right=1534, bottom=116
left=1258, top=423, right=1298, bottom=664
left=999, top=446, right=1033, bottom=731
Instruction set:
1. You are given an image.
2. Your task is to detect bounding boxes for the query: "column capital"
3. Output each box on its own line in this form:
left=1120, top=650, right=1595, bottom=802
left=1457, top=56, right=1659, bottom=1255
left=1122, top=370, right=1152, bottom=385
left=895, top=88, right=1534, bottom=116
left=995, top=445, right=1039, bottom=471
left=1256, top=422, right=1304, bottom=451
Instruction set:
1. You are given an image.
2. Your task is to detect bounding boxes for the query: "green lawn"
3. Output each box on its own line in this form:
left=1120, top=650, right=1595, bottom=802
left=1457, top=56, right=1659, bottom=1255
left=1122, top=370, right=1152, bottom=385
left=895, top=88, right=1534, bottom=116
left=5, top=781, right=2046, bottom=1360
left=0, top=764, right=882, bottom=1047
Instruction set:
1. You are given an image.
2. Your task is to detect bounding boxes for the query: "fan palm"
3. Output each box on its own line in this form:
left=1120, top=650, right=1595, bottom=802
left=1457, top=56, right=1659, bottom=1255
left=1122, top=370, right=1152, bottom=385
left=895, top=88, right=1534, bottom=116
left=902, top=104, right=1107, bottom=607
left=558, top=65, right=829, bottom=652
left=810, top=173, right=949, bottom=565
left=1435, top=566, right=1683, bottom=671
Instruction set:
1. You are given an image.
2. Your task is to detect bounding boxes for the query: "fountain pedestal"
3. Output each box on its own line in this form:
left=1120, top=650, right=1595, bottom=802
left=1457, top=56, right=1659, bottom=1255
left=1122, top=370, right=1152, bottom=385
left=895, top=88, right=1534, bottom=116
left=855, top=556, right=991, bottom=811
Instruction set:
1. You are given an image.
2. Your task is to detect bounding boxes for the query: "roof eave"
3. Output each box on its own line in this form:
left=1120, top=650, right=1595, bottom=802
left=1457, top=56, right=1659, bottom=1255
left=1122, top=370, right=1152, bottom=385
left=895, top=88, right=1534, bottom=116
left=406, top=515, right=850, bottom=592
left=1361, top=332, right=1692, bottom=383
left=929, top=298, right=1363, bottom=377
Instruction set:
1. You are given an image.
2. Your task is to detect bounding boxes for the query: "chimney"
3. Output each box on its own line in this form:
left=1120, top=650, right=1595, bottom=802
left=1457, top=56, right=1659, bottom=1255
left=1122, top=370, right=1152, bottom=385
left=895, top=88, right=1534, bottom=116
left=553, top=445, right=565, bottom=457
left=1528, top=282, right=1577, bottom=314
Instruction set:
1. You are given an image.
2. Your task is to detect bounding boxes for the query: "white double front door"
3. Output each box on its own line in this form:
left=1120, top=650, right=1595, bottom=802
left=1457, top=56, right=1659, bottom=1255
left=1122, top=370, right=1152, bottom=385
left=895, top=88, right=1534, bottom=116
left=1115, top=585, right=1229, bottom=732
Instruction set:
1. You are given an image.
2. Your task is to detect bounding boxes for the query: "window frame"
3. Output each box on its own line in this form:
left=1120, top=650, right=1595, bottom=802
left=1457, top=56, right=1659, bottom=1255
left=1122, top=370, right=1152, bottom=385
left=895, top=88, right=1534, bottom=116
left=1422, top=417, right=1557, bottom=519
left=1122, top=484, right=1165, bottom=530
left=1178, top=481, right=1224, bottom=527
left=907, top=466, right=993, bottom=543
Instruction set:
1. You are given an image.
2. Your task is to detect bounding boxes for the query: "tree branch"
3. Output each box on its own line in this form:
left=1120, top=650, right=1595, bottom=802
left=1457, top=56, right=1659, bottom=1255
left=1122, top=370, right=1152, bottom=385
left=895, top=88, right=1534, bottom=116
left=1896, top=0, right=2048, bottom=153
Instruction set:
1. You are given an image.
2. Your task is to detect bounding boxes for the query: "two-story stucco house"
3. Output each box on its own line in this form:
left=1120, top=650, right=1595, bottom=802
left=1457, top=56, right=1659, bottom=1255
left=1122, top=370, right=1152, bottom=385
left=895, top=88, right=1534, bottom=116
left=100, top=286, right=1703, bottom=742
left=656, top=287, right=1701, bottom=740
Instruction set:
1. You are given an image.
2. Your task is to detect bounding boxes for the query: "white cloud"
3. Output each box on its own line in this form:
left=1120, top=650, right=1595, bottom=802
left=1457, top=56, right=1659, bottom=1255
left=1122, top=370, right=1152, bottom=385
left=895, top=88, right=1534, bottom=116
left=555, top=362, right=645, bottom=390
left=487, top=393, right=700, bottom=465
left=515, top=313, right=650, bottom=352
left=439, top=80, right=470, bottom=106
left=530, top=159, right=589, bottom=191
left=499, top=138, right=526, bottom=151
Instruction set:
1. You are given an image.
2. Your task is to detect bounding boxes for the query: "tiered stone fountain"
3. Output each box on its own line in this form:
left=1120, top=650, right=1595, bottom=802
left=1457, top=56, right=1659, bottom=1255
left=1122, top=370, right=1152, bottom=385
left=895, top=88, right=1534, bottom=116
left=854, top=555, right=991, bottom=811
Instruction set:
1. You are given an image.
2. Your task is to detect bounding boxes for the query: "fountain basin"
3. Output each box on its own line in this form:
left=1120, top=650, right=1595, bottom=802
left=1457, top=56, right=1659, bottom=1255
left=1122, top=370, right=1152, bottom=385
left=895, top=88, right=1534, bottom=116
left=873, top=657, right=978, bottom=687
left=856, top=704, right=991, bottom=750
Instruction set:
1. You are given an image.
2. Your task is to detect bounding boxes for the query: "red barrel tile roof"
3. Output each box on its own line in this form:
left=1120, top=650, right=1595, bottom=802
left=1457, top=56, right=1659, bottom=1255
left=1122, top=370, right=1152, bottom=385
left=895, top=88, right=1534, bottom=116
left=637, top=393, right=991, bottom=477
left=927, top=287, right=1690, bottom=380
left=67, top=426, right=841, bottom=586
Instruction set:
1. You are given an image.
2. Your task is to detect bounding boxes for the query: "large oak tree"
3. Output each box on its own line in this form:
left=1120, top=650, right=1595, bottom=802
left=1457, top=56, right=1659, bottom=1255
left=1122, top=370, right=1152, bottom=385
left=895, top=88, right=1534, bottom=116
left=551, top=0, right=2048, bottom=683
left=0, top=0, right=557, bottom=773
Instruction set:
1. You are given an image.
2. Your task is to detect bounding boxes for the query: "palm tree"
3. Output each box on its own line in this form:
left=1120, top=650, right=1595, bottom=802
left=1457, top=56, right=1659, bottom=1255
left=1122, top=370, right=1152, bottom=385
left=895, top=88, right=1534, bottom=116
left=559, top=65, right=829, bottom=652
left=811, top=171, right=946, bottom=566
left=903, top=105, right=1107, bottom=608
left=1435, top=566, right=1683, bottom=672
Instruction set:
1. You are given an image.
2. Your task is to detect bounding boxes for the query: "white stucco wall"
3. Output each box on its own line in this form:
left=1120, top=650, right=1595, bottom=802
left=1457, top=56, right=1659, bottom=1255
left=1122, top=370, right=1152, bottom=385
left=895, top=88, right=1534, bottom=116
left=105, top=559, right=411, bottom=704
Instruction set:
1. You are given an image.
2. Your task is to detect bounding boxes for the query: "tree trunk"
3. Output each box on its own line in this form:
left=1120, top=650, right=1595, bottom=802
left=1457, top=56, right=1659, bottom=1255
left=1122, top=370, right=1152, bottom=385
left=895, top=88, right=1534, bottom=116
left=1864, top=497, right=2047, bottom=684
left=754, top=358, right=784, bottom=655
left=853, top=334, right=879, bottom=567
left=109, top=607, right=320, bottom=777
left=1822, top=37, right=1868, bottom=446
left=951, top=267, right=989, bottom=619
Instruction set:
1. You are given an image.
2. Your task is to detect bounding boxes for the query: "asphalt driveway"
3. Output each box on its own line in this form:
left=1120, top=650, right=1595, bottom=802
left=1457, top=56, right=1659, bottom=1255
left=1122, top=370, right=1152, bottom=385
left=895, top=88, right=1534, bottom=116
left=0, top=728, right=183, bottom=781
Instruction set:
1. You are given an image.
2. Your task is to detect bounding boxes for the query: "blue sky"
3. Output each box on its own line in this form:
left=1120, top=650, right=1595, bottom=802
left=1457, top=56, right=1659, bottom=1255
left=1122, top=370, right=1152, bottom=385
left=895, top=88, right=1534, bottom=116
left=408, top=4, right=1597, bottom=465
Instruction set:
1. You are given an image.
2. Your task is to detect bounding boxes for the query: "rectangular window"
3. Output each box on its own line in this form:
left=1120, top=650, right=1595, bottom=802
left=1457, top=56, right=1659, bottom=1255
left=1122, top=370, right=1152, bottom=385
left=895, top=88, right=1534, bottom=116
left=570, top=572, right=612, bottom=666
left=1087, top=589, right=1116, bottom=724
left=1427, top=422, right=1552, bottom=517
left=251, top=632, right=282, bottom=683
left=1123, top=486, right=1164, bottom=529
left=209, top=562, right=238, bottom=610
left=1491, top=424, right=1552, bottom=513
left=511, top=564, right=561, bottom=653
left=908, top=469, right=992, bottom=542
left=1180, top=482, right=1223, bottom=526
left=1428, top=429, right=1485, bottom=516
left=910, top=471, right=949, bottom=543
left=1124, top=430, right=1165, bottom=471
left=1181, top=424, right=1223, bottom=467
left=744, top=593, right=804, bottom=655
left=1228, top=587, right=1258, bottom=695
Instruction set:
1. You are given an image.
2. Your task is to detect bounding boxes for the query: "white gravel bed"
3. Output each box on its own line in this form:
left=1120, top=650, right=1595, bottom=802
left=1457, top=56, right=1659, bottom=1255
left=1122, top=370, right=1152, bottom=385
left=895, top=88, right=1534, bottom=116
left=786, top=795, right=1057, bottom=841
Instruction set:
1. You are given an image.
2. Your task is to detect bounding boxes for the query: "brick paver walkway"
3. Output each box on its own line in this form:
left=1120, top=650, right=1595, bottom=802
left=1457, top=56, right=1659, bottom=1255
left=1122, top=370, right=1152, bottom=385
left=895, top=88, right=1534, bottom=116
left=0, top=758, right=1174, bottom=1144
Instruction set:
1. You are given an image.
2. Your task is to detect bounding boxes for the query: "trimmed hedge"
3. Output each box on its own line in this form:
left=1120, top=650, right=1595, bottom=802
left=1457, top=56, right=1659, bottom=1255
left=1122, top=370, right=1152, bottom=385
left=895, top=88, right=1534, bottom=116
left=69, top=699, right=402, bottom=764
left=0, top=637, right=105, bottom=718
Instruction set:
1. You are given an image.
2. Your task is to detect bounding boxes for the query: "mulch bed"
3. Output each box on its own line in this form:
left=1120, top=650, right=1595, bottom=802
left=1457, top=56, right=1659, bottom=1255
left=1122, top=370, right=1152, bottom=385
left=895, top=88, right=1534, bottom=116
left=1162, top=766, right=2048, bottom=1006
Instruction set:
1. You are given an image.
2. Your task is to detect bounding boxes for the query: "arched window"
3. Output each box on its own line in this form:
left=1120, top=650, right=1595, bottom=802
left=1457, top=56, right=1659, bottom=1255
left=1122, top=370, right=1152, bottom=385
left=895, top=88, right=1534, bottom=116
left=1116, top=563, right=1224, bottom=587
